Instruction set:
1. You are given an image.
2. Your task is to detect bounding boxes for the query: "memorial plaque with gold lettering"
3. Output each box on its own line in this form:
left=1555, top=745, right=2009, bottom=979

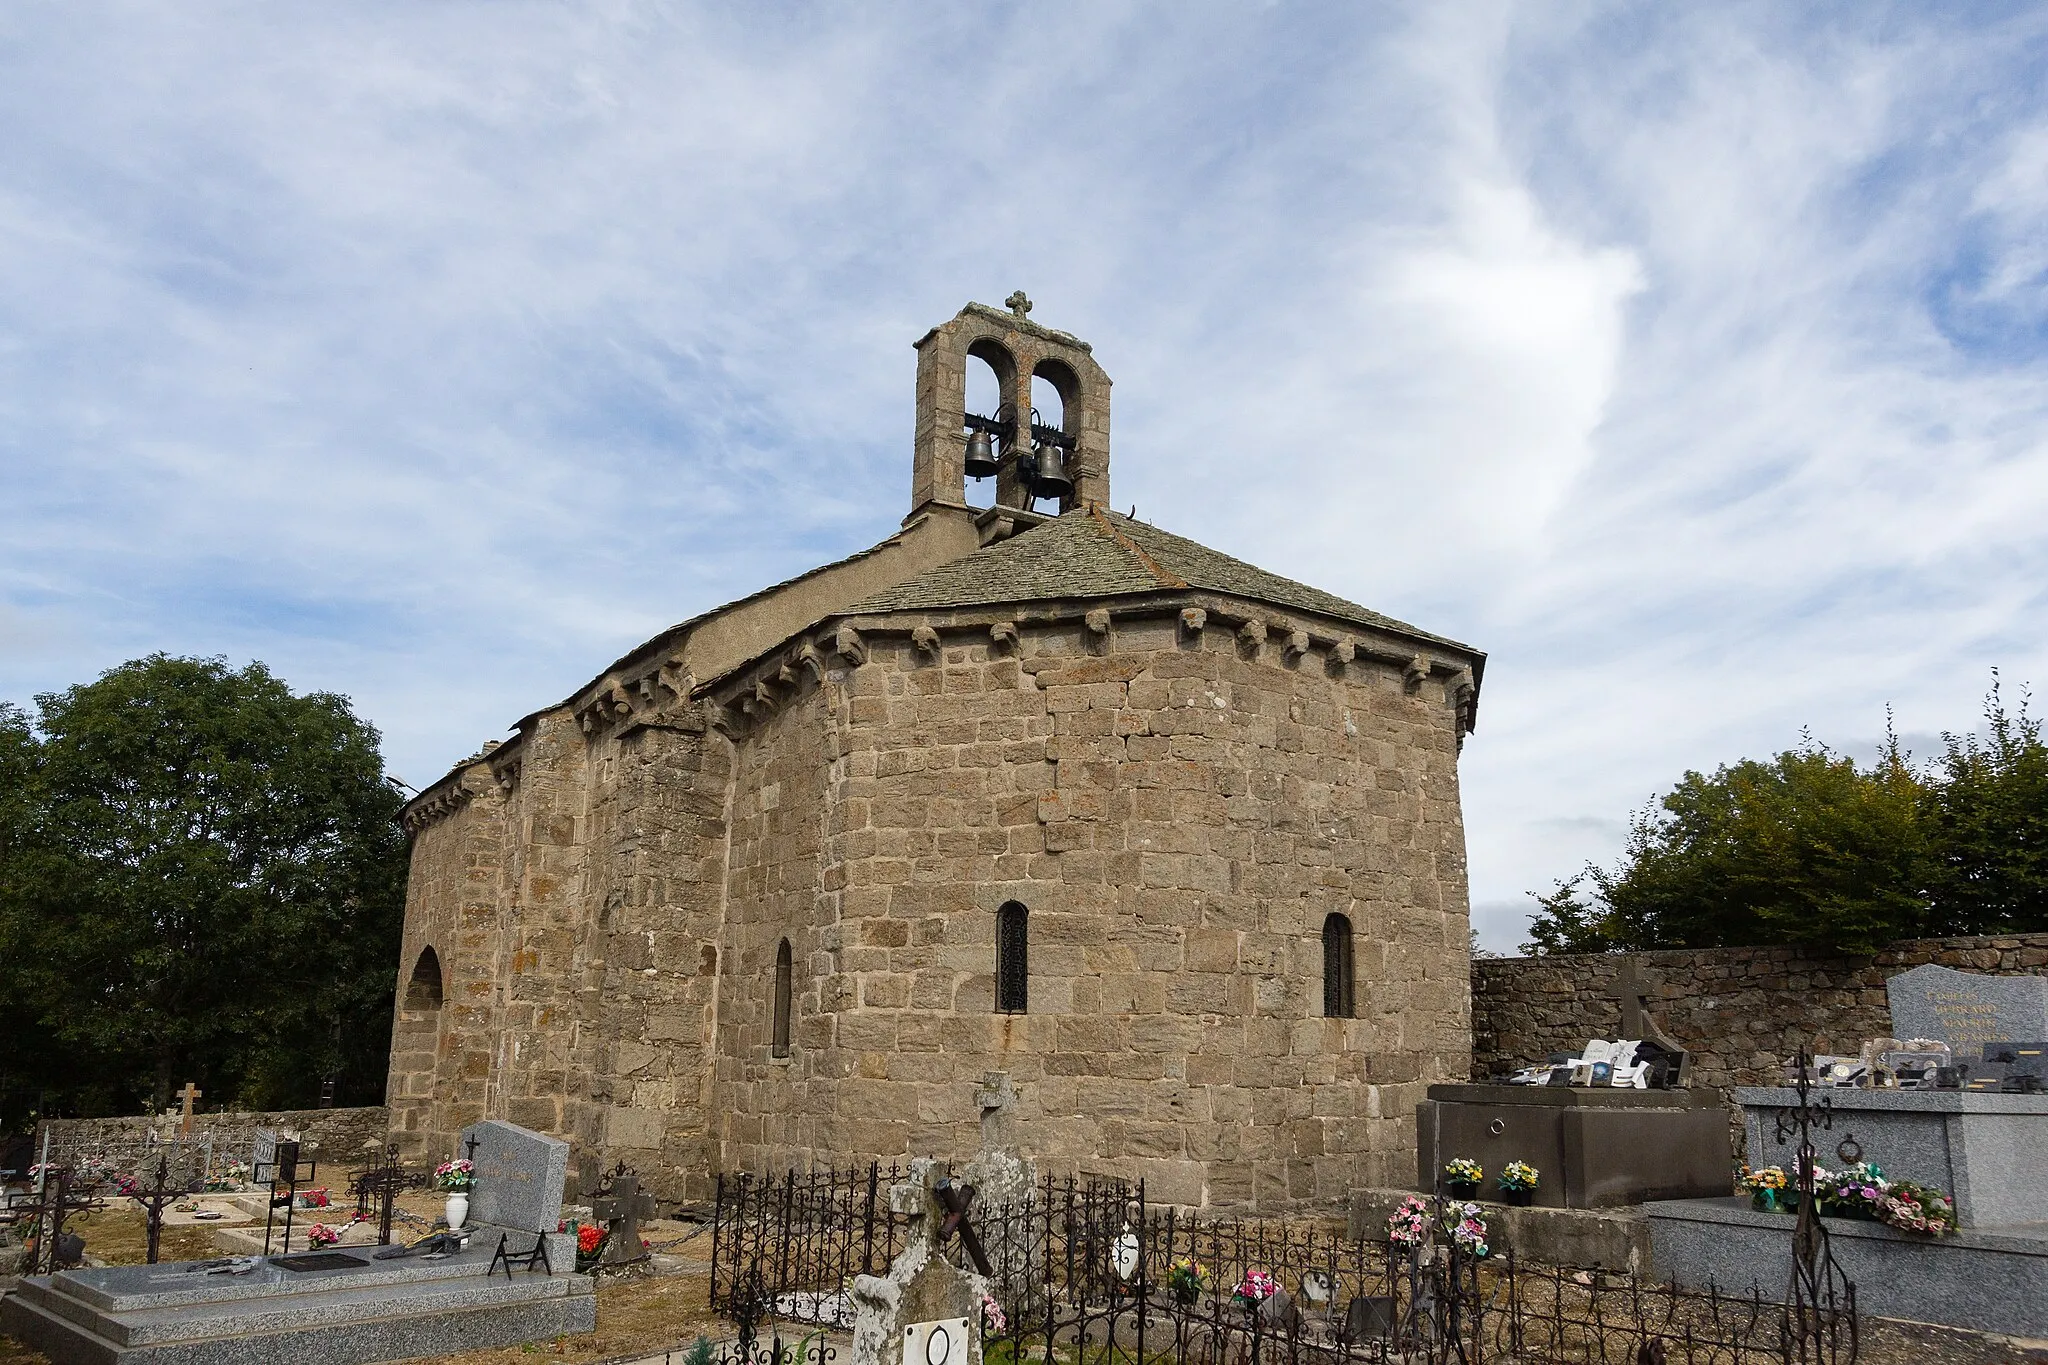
left=1887, top=963, right=2048, bottom=1054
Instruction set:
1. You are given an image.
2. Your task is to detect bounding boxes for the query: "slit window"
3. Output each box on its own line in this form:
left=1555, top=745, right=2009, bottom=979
left=1323, top=914, right=1355, bottom=1019
left=996, top=902, right=1029, bottom=1014
left=772, top=938, right=793, bottom=1057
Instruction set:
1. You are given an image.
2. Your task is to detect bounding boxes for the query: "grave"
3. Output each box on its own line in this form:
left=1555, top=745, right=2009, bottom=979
left=1647, top=963, right=2048, bottom=1338
left=1415, top=960, right=1731, bottom=1210
left=0, top=1239, right=596, bottom=1365
left=849, top=1161, right=990, bottom=1365
left=1, top=1121, right=592, bottom=1363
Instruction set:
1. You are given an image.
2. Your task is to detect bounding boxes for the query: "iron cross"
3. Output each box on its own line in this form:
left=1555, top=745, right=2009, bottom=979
left=934, top=1176, right=992, bottom=1277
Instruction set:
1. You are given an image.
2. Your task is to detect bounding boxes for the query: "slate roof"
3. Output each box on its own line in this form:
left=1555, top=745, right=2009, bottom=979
left=846, top=506, right=1475, bottom=655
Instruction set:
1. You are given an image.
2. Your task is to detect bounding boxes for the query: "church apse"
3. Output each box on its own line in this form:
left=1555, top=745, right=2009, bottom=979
left=389, top=298, right=1482, bottom=1211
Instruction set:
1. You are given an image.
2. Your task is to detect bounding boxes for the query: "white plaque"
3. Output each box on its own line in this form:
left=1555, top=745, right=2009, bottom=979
left=904, top=1318, right=970, bottom=1365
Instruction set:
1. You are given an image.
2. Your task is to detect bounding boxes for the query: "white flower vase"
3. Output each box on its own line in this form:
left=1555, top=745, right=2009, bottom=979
left=445, top=1191, right=469, bottom=1231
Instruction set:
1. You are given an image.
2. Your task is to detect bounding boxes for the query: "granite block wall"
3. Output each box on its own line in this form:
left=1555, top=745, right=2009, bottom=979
left=1472, top=934, right=2048, bottom=1090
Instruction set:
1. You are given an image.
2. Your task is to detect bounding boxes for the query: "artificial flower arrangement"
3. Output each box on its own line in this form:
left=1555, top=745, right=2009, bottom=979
left=1813, top=1162, right=1957, bottom=1237
left=305, top=1223, right=340, bottom=1248
left=575, top=1222, right=606, bottom=1271
left=297, top=1187, right=331, bottom=1208
left=1497, top=1162, right=1539, bottom=1203
left=1165, top=1256, right=1209, bottom=1306
left=980, top=1293, right=1007, bottom=1335
left=433, top=1159, right=475, bottom=1192
left=1738, top=1164, right=1790, bottom=1211
left=1231, top=1270, right=1278, bottom=1307
left=1741, top=1160, right=1956, bottom=1236
left=1386, top=1195, right=1489, bottom=1257
left=1388, top=1196, right=1431, bottom=1248
left=1444, top=1203, right=1491, bottom=1258
left=1442, top=1158, right=1483, bottom=1192
left=205, top=1160, right=251, bottom=1192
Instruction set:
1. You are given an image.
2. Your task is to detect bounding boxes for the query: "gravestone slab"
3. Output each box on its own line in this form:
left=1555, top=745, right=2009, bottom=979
left=1887, top=964, right=2048, bottom=1054
left=459, top=1121, right=568, bottom=1235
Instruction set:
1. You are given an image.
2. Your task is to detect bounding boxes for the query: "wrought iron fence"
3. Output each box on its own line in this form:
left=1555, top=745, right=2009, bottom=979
left=712, top=1165, right=1853, bottom=1365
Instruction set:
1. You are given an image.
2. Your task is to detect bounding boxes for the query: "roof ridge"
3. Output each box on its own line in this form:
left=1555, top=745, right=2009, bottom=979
left=1089, top=504, right=1188, bottom=589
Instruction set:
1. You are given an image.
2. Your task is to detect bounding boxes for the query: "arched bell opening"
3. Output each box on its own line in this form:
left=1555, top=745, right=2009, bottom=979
left=964, top=339, right=1019, bottom=508
left=1025, top=359, right=1082, bottom=511
left=404, top=946, right=444, bottom=1012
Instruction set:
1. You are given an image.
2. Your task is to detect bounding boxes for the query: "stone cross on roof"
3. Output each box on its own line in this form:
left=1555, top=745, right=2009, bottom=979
left=1005, top=290, right=1032, bottom=319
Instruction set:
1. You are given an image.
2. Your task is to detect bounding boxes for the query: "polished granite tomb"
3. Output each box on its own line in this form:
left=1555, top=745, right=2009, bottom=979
left=0, top=1239, right=596, bottom=1365
left=1416, top=1084, right=1732, bottom=1208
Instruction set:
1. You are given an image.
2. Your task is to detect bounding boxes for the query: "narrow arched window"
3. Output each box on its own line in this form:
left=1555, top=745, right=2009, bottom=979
left=404, top=947, right=443, bottom=1011
left=1322, top=914, right=1355, bottom=1019
left=996, top=902, right=1029, bottom=1014
left=772, top=939, right=793, bottom=1058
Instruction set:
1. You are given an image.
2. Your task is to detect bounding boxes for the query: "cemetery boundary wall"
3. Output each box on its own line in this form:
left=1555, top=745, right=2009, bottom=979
left=1472, top=932, right=2048, bottom=1090
left=33, top=1106, right=389, bottom=1168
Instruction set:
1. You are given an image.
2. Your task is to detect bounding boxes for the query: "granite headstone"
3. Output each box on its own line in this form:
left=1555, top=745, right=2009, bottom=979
left=1887, top=964, right=2048, bottom=1055
left=458, top=1120, right=569, bottom=1235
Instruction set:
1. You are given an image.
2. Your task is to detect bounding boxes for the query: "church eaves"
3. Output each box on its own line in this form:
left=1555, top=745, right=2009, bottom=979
left=847, top=505, right=1477, bottom=657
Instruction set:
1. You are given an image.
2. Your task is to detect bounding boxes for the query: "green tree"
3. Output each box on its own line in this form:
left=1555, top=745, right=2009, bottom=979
left=1923, top=674, right=2048, bottom=935
left=1523, top=734, right=1933, bottom=956
left=1, top=656, right=407, bottom=1129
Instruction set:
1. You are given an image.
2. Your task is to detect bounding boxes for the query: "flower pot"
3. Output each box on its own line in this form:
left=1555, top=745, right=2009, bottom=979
left=1446, top=1181, right=1479, bottom=1200
left=444, top=1192, right=469, bottom=1231
left=1503, top=1188, right=1534, bottom=1207
left=1751, top=1189, right=1780, bottom=1214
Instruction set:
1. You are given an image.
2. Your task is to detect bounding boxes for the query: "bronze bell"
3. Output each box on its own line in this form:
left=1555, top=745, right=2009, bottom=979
left=964, top=428, right=999, bottom=479
left=1031, top=442, right=1074, bottom=500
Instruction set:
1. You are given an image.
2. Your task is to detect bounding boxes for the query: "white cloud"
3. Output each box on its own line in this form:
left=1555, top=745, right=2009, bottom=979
left=4, top=4, right=2048, bottom=952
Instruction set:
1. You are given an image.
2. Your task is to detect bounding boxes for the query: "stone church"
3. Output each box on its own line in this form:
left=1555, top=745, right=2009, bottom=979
left=387, top=298, right=1484, bottom=1210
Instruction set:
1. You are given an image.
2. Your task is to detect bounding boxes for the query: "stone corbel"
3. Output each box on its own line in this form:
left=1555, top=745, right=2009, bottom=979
left=834, top=623, right=868, bottom=667
left=1405, top=655, right=1431, bottom=692
left=794, top=642, right=827, bottom=683
left=1332, top=639, right=1356, bottom=668
left=703, top=698, right=740, bottom=737
left=1238, top=620, right=1267, bottom=655
left=911, top=625, right=942, bottom=656
left=1084, top=608, right=1111, bottom=636
left=1283, top=629, right=1311, bottom=663
left=657, top=654, right=694, bottom=702
left=609, top=685, right=634, bottom=718
left=989, top=621, right=1019, bottom=653
left=1179, top=607, right=1208, bottom=635
left=752, top=678, right=779, bottom=712
left=1451, top=667, right=1477, bottom=732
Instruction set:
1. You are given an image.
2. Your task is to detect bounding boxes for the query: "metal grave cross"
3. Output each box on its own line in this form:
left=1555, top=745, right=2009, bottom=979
left=933, top=1176, right=992, bottom=1277
left=128, top=1154, right=203, bottom=1265
left=177, top=1083, right=202, bottom=1137
left=591, top=1171, right=656, bottom=1266
left=349, top=1146, right=422, bottom=1246
left=17, top=1168, right=107, bottom=1274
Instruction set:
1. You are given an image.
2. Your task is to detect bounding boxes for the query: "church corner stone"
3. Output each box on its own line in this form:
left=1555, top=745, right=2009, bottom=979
left=385, top=300, right=1485, bottom=1212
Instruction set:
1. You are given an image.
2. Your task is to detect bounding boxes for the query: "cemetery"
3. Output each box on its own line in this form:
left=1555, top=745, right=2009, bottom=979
left=4, top=302, right=2047, bottom=1365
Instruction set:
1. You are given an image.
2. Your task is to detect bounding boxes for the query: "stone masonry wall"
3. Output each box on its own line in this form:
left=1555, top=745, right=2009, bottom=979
left=717, top=610, right=1473, bottom=1210
left=1472, top=934, right=2048, bottom=1091
left=38, top=1107, right=390, bottom=1169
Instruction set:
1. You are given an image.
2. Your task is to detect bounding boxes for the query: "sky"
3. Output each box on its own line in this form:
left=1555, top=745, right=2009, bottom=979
left=4, top=3, right=2047, bottom=953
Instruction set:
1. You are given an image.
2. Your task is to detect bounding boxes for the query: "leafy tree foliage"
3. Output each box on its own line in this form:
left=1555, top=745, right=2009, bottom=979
left=0, top=656, right=408, bottom=1130
left=1524, top=682, right=2048, bottom=957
